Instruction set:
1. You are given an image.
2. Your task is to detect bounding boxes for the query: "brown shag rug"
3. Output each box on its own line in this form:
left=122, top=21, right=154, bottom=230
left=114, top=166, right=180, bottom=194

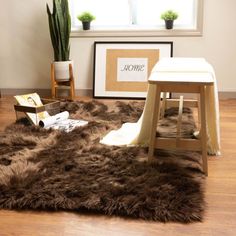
left=0, top=100, right=205, bottom=222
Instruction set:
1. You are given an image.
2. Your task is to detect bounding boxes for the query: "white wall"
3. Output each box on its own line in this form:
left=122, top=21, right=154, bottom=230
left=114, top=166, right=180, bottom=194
left=0, top=0, right=52, bottom=89
left=1, top=0, right=236, bottom=92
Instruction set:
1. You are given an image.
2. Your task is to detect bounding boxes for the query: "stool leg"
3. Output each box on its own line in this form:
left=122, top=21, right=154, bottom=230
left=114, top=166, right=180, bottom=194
left=148, top=86, right=161, bottom=161
left=51, top=63, right=56, bottom=99
left=200, top=86, right=208, bottom=176
left=55, top=87, right=57, bottom=99
left=51, top=85, right=56, bottom=99
left=176, top=95, right=184, bottom=142
left=70, top=78, right=75, bottom=101
left=69, top=64, right=75, bottom=101
left=197, top=94, right=201, bottom=130
left=160, top=92, right=167, bottom=119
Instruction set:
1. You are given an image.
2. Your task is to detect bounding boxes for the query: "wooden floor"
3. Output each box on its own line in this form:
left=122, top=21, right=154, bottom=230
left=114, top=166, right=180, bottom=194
left=0, top=96, right=236, bottom=236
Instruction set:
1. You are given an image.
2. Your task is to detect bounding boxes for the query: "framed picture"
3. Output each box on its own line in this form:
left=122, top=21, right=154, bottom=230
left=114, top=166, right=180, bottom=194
left=93, top=41, right=173, bottom=99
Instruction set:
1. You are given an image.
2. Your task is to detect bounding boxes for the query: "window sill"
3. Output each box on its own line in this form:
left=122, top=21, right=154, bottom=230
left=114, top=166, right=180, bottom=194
left=70, top=27, right=203, bottom=38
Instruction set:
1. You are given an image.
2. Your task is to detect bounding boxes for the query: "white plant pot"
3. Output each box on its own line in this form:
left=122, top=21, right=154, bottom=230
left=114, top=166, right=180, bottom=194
left=54, top=61, right=73, bottom=81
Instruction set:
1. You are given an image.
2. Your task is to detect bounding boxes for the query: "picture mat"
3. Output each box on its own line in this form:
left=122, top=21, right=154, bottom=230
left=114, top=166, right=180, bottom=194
left=105, top=49, right=159, bottom=92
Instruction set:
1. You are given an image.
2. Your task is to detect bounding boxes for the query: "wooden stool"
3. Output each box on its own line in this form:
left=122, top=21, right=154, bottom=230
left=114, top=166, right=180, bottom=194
left=51, top=63, right=75, bottom=100
left=148, top=79, right=214, bottom=176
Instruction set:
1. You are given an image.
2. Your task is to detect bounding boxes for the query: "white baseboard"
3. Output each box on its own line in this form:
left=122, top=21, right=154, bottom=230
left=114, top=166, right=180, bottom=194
left=218, top=91, right=236, bottom=99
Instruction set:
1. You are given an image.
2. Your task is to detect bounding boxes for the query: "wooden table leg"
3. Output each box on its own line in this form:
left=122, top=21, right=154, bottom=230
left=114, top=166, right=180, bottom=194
left=160, top=92, right=167, bottom=119
left=200, top=86, right=208, bottom=175
left=148, top=86, right=161, bottom=162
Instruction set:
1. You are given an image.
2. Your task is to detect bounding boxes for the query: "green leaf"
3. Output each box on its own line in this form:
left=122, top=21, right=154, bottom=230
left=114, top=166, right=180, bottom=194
left=46, top=0, right=71, bottom=61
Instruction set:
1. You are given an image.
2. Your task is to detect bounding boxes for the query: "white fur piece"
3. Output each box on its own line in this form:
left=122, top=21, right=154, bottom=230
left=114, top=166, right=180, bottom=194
left=100, top=58, right=221, bottom=156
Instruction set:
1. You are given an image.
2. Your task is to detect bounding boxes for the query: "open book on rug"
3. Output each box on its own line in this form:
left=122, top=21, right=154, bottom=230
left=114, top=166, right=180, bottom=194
left=14, top=93, right=88, bottom=132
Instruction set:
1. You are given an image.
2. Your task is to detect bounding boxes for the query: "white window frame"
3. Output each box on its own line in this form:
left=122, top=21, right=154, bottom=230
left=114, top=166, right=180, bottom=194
left=70, top=0, right=203, bottom=38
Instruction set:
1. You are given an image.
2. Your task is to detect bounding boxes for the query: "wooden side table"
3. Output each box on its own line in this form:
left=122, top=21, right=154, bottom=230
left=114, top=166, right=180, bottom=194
left=51, top=63, right=75, bottom=101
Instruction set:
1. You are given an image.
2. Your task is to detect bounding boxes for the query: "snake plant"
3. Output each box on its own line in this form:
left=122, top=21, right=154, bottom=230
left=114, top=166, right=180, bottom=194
left=46, top=0, right=71, bottom=61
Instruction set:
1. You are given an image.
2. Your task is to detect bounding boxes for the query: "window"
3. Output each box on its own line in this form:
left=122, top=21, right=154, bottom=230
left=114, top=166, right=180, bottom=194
left=69, top=0, right=203, bottom=36
left=70, top=0, right=130, bottom=27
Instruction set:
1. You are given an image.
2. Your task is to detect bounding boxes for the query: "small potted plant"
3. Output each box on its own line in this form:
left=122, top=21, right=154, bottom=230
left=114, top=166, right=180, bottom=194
left=161, top=10, right=178, bottom=30
left=77, top=12, right=95, bottom=30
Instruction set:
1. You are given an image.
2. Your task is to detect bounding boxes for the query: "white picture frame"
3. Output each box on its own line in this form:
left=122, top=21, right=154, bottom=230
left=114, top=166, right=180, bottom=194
left=93, top=41, right=173, bottom=98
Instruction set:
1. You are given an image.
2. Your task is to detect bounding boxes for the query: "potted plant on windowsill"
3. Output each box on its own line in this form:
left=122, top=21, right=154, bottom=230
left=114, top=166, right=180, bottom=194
left=46, top=0, right=72, bottom=81
left=161, top=10, right=178, bottom=30
left=77, top=12, right=95, bottom=30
